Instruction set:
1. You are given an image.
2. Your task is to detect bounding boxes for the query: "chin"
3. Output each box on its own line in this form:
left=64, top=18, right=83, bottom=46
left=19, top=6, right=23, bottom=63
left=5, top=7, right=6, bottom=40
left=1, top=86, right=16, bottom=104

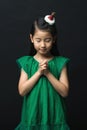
left=40, top=51, right=48, bottom=54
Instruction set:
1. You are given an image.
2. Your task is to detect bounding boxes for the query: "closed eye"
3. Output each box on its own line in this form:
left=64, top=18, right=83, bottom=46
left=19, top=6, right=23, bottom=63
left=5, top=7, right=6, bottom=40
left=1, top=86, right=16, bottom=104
left=44, top=38, right=52, bottom=42
left=35, top=38, right=41, bottom=42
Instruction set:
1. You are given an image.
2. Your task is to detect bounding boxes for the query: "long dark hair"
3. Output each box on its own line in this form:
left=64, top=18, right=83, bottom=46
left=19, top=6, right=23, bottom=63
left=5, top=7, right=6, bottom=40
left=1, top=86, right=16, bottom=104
left=28, top=16, right=60, bottom=56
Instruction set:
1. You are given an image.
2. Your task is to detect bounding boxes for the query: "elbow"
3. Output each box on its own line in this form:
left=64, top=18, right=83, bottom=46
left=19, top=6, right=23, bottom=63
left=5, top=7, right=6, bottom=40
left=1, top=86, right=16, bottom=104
left=61, top=87, right=69, bottom=98
left=18, top=90, right=25, bottom=97
left=62, top=92, right=69, bottom=98
left=18, top=86, right=26, bottom=97
left=19, top=90, right=25, bottom=97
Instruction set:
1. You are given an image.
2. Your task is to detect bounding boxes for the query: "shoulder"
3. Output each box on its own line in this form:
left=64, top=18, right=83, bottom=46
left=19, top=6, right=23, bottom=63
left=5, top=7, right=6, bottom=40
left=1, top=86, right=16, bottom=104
left=55, top=56, right=70, bottom=64
left=16, top=56, right=33, bottom=73
left=16, top=55, right=33, bottom=64
left=54, top=56, right=70, bottom=75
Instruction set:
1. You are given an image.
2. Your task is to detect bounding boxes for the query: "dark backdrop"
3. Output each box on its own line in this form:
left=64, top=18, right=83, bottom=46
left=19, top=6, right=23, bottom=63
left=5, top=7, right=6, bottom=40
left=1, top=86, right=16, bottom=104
left=0, top=0, right=87, bottom=130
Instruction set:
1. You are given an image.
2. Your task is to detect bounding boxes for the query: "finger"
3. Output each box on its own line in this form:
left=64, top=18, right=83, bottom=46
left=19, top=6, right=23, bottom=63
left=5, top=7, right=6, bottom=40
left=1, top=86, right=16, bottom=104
left=40, top=62, right=48, bottom=66
left=41, top=66, right=47, bottom=70
left=39, top=64, right=48, bottom=68
left=40, top=60, right=48, bottom=65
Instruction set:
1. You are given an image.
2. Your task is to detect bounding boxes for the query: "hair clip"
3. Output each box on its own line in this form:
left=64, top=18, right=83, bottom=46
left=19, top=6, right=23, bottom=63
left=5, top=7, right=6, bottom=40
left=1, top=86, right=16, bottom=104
left=44, top=12, right=56, bottom=25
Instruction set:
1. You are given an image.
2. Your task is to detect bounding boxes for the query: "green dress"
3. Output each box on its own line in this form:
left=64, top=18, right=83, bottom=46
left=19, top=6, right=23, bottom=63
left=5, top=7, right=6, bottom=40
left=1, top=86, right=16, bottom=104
left=15, top=56, right=70, bottom=130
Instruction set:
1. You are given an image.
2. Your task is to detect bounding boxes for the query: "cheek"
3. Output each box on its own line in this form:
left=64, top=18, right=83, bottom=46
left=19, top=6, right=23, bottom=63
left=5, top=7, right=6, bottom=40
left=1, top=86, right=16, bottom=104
left=47, top=43, right=53, bottom=48
left=33, top=42, right=39, bottom=49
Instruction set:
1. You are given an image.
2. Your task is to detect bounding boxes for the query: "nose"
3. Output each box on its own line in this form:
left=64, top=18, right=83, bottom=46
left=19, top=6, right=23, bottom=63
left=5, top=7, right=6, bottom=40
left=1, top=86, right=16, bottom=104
left=41, top=41, right=46, bottom=47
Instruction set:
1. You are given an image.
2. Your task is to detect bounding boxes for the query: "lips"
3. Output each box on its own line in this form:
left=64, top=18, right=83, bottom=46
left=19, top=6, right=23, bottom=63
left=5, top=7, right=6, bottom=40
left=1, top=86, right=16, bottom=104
left=40, top=49, right=46, bottom=51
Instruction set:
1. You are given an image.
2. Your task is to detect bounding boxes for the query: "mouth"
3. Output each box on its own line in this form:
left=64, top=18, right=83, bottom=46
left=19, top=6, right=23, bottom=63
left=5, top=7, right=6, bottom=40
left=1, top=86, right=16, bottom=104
left=40, top=48, right=47, bottom=51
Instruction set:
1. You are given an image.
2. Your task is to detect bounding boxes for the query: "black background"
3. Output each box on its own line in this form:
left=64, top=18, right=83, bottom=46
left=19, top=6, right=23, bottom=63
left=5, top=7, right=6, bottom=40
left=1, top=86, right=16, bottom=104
left=0, top=0, right=87, bottom=130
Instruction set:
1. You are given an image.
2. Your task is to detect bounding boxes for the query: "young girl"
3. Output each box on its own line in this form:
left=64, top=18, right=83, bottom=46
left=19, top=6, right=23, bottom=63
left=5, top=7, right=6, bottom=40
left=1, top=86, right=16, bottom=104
left=15, top=12, right=70, bottom=130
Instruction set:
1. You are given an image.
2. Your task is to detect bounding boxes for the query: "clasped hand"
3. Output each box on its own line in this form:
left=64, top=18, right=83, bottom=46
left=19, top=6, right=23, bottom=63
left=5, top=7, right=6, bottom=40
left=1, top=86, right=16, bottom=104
left=38, top=60, right=49, bottom=76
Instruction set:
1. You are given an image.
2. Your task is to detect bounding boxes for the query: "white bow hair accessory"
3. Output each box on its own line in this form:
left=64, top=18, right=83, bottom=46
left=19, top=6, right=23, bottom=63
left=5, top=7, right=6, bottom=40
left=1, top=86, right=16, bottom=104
left=44, top=12, right=56, bottom=25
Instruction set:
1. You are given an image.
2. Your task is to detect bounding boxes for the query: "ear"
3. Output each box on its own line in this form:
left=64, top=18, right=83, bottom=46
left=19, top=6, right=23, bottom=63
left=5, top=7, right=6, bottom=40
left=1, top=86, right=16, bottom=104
left=30, top=34, right=34, bottom=43
left=53, top=36, right=57, bottom=44
left=53, top=38, right=55, bottom=44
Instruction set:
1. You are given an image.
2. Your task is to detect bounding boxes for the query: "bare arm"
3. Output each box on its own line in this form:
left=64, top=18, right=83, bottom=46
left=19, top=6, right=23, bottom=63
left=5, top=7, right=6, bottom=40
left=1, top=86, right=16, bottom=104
left=18, top=69, right=41, bottom=96
left=18, top=60, right=47, bottom=96
left=18, top=60, right=69, bottom=97
left=44, top=66, right=69, bottom=97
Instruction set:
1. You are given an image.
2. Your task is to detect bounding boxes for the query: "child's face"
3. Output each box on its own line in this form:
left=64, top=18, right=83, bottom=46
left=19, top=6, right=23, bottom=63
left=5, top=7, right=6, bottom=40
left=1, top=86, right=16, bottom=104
left=30, top=29, right=54, bottom=55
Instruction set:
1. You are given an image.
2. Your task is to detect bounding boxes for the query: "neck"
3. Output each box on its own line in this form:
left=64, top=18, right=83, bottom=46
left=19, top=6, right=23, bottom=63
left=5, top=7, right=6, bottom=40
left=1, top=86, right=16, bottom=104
left=34, top=53, right=54, bottom=61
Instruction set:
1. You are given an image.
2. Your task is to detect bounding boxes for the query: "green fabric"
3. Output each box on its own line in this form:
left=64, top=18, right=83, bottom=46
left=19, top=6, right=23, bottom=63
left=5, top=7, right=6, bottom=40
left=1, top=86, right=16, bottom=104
left=15, top=56, right=70, bottom=130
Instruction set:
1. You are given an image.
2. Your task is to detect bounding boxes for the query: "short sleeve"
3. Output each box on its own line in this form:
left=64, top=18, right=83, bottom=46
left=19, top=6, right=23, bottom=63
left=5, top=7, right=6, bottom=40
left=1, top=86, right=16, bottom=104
left=56, top=56, right=70, bottom=76
left=16, top=56, right=30, bottom=73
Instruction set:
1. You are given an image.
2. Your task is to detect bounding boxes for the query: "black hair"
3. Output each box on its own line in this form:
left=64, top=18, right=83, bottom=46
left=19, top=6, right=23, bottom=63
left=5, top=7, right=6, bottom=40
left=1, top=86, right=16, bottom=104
left=28, top=16, right=60, bottom=56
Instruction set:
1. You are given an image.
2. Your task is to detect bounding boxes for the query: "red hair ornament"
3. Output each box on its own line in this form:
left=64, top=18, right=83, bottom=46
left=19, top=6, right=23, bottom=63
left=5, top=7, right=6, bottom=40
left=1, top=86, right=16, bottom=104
left=44, top=12, right=56, bottom=25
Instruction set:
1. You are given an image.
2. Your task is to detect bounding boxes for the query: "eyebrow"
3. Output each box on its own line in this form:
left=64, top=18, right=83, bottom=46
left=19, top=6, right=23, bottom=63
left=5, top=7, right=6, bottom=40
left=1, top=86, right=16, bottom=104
left=35, top=38, right=41, bottom=39
left=35, top=37, right=52, bottom=39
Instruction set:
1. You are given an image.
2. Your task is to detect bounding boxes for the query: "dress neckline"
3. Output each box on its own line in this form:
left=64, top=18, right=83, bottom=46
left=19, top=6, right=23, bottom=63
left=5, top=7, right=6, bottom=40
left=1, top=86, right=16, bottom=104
left=32, top=56, right=56, bottom=64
